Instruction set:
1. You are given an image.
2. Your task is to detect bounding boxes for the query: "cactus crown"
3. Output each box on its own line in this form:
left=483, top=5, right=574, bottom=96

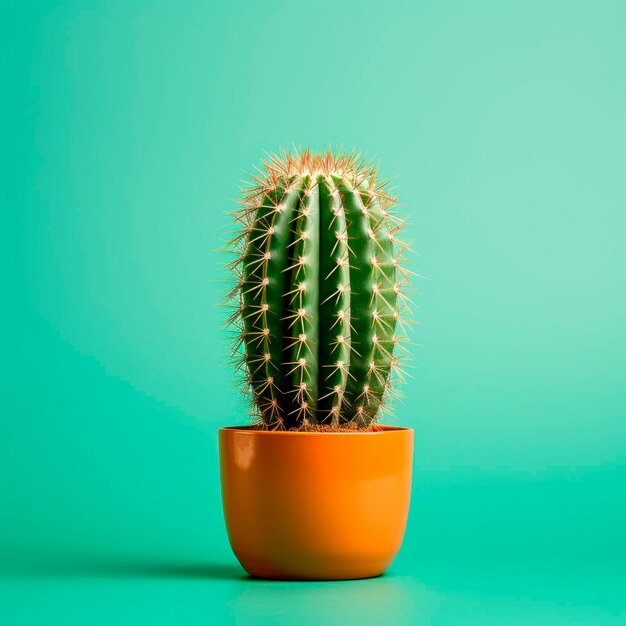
left=225, top=149, right=412, bottom=431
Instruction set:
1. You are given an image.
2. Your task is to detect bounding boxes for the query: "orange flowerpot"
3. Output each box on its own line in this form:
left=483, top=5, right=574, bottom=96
left=219, top=425, right=413, bottom=580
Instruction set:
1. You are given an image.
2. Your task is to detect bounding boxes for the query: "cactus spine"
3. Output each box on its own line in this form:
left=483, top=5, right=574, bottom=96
left=227, top=150, right=411, bottom=430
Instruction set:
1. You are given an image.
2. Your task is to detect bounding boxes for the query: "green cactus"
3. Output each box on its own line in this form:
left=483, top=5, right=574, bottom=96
left=226, top=150, right=411, bottom=430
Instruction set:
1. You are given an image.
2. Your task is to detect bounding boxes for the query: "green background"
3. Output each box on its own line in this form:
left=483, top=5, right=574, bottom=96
left=2, top=0, right=625, bottom=623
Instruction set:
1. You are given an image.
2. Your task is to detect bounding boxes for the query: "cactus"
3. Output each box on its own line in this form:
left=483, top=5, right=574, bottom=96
left=226, top=150, right=412, bottom=430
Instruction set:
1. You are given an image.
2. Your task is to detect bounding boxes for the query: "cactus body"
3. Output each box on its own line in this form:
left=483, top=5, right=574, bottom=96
left=228, top=151, right=410, bottom=430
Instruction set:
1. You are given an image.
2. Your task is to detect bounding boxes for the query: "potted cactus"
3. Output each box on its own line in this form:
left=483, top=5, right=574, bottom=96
left=220, top=150, right=414, bottom=580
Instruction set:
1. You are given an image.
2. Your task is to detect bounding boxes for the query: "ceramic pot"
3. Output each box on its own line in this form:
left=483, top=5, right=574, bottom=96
left=219, top=425, right=413, bottom=580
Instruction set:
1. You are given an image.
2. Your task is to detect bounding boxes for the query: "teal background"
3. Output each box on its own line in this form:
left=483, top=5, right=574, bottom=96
left=2, top=0, right=625, bottom=623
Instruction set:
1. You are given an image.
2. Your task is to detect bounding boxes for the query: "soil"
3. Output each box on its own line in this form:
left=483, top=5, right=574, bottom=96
left=248, top=422, right=384, bottom=433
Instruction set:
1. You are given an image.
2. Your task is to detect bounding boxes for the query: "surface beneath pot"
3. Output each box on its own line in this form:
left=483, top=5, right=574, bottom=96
left=2, top=553, right=623, bottom=626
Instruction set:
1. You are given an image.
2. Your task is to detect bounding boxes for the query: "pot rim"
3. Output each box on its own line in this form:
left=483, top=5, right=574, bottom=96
left=219, top=425, right=413, bottom=436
